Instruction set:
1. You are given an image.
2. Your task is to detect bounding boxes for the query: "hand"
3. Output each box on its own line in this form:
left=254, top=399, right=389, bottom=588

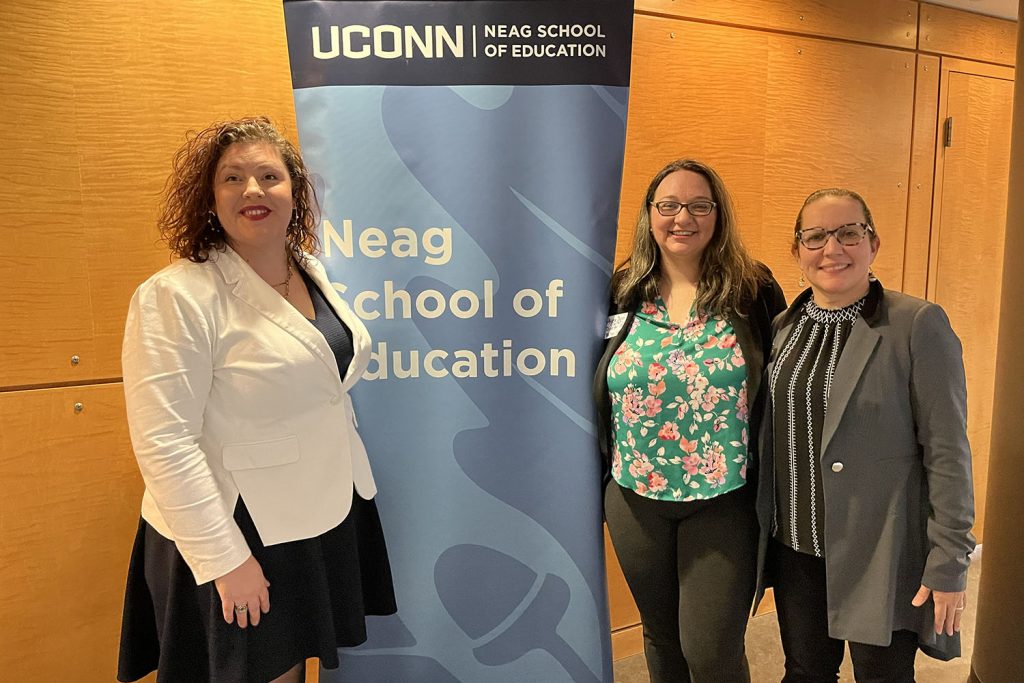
left=214, top=555, right=271, bottom=628
left=912, top=584, right=966, bottom=636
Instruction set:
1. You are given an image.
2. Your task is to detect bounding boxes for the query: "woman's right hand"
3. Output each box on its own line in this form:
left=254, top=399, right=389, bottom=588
left=214, top=555, right=271, bottom=628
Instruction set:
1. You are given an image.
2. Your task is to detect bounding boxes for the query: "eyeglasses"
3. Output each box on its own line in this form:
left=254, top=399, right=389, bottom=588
left=650, top=200, right=717, bottom=217
left=796, top=222, right=874, bottom=250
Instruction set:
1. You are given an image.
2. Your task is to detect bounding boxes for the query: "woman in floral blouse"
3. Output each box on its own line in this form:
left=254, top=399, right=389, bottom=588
left=593, top=159, right=785, bottom=682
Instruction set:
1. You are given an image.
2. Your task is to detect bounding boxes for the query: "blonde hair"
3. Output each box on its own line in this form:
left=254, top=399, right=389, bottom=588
left=613, top=159, right=765, bottom=316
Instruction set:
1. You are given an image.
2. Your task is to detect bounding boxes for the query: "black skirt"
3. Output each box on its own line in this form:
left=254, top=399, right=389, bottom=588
left=117, top=492, right=397, bottom=683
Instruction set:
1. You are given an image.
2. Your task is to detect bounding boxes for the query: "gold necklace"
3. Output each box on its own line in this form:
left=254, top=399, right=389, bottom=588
left=271, top=256, right=293, bottom=298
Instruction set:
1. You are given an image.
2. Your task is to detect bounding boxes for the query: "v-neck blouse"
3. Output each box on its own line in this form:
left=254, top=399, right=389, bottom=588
left=301, top=269, right=354, bottom=380
left=606, top=298, right=749, bottom=501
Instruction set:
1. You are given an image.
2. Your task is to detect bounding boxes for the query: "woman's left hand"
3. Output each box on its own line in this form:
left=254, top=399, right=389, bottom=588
left=912, top=584, right=966, bottom=635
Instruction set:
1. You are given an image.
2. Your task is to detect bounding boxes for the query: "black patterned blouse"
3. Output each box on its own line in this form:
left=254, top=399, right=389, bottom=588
left=768, top=295, right=866, bottom=557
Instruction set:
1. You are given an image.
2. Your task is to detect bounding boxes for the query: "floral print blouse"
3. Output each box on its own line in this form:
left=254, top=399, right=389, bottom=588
left=607, top=298, right=750, bottom=501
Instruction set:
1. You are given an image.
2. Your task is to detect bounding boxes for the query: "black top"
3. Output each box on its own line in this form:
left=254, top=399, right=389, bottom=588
left=768, top=295, right=866, bottom=557
left=302, top=269, right=354, bottom=379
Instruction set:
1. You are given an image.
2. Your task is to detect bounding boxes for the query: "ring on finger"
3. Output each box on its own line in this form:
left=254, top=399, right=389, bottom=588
left=234, top=604, right=248, bottom=613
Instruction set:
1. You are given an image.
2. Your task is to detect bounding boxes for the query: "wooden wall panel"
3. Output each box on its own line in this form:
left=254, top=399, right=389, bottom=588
left=0, top=6, right=97, bottom=387
left=620, top=15, right=916, bottom=300
left=605, top=527, right=641, bottom=632
left=920, top=3, right=1017, bottom=67
left=68, top=0, right=298, bottom=381
left=618, top=16, right=771, bottom=269
left=0, top=0, right=297, bottom=387
left=605, top=527, right=643, bottom=659
left=902, top=54, right=941, bottom=298
left=636, top=0, right=919, bottom=49
left=929, top=64, right=1014, bottom=543
left=0, top=384, right=142, bottom=682
left=760, top=33, right=915, bottom=296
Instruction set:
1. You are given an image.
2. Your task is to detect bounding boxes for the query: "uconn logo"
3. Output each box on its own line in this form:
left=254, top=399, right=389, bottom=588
left=312, top=25, right=465, bottom=59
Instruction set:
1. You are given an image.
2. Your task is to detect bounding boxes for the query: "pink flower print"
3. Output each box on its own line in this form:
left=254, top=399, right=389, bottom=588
left=687, top=386, right=704, bottom=412
left=680, top=437, right=698, bottom=454
left=735, top=388, right=749, bottom=421
left=648, top=362, right=667, bottom=382
left=707, top=386, right=725, bottom=402
left=739, top=461, right=748, bottom=480
left=629, top=456, right=655, bottom=479
left=635, top=481, right=649, bottom=495
left=677, top=403, right=689, bottom=419
left=647, top=471, right=668, bottom=493
left=658, top=422, right=680, bottom=441
left=703, top=335, right=719, bottom=349
left=682, top=325, right=702, bottom=343
left=648, top=379, right=666, bottom=397
left=641, top=301, right=658, bottom=316
left=611, top=445, right=623, bottom=479
left=612, top=346, right=642, bottom=375
left=622, top=386, right=644, bottom=425
left=643, top=396, right=663, bottom=417
left=718, top=333, right=737, bottom=349
left=666, top=349, right=686, bottom=377
left=682, top=452, right=702, bottom=475
left=701, top=450, right=728, bottom=486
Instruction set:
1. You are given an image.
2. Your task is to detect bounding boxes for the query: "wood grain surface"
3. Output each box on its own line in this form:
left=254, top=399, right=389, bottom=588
left=920, top=4, right=1017, bottom=67
left=636, top=0, right=919, bottom=49
left=930, top=64, right=1014, bottom=543
left=0, top=384, right=142, bottom=681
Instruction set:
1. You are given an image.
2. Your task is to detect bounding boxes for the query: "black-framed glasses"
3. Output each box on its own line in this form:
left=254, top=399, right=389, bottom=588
left=650, top=200, right=717, bottom=217
left=796, top=222, right=874, bottom=250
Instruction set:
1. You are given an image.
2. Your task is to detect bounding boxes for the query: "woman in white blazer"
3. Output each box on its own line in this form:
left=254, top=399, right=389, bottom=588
left=754, top=188, right=974, bottom=681
left=116, top=117, right=395, bottom=683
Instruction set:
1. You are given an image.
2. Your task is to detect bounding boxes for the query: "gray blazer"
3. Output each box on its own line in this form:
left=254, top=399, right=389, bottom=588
left=753, top=281, right=975, bottom=660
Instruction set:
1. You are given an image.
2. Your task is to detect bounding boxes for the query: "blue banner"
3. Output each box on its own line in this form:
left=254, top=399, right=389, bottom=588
left=283, top=2, right=633, bottom=680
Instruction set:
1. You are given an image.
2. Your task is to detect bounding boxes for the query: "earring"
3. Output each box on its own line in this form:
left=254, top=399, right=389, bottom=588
left=798, top=272, right=806, bottom=288
left=206, top=210, right=221, bottom=233
left=868, top=268, right=877, bottom=282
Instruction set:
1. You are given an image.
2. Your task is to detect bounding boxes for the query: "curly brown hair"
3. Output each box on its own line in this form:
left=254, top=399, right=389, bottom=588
left=159, top=116, right=320, bottom=263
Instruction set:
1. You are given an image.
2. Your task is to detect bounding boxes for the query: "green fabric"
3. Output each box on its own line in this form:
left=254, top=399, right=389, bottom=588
left=607, top=298, right=750, bottom=501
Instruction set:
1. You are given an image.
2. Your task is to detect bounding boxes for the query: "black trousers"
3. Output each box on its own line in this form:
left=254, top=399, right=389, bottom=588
left=769, top=539, right=918, bottom=683
left=604, top=481, right=757, bottom=683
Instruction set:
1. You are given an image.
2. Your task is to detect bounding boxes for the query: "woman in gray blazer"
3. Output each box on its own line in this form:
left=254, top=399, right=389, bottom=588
left=753, top=188, right=975, bottom=681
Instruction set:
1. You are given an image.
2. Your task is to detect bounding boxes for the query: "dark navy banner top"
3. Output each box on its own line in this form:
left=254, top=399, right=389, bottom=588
left=284, top=0, right=633, bottom=87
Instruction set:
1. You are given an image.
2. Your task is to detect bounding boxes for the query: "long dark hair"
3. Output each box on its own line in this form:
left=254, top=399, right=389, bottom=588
left=613, top=158, right=765, bottom=316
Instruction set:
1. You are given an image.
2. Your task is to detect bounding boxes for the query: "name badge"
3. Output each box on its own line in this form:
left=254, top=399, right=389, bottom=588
left=605, top=313, right=628, bottom=339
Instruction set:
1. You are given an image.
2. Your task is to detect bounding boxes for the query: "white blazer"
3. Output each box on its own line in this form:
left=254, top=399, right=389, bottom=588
left=122, top=246, right=377, bottom=584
